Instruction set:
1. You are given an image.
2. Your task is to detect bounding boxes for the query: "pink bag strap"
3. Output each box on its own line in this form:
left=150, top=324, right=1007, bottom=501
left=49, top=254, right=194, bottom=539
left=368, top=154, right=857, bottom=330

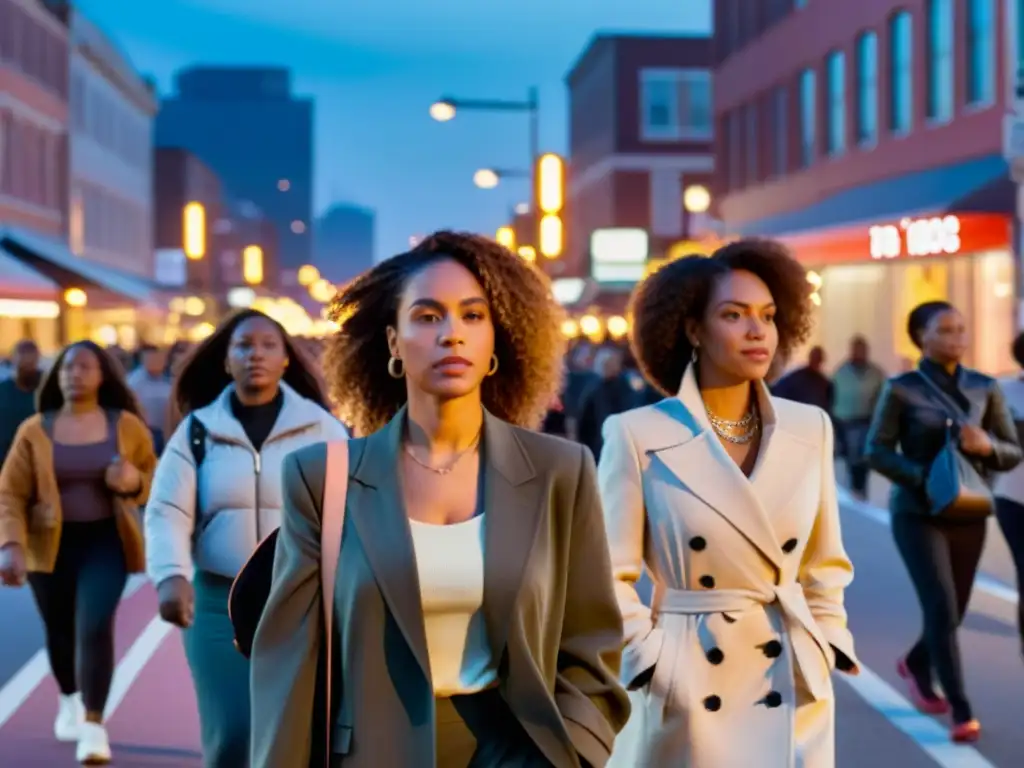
left=320, top=440, right=349, bottom=765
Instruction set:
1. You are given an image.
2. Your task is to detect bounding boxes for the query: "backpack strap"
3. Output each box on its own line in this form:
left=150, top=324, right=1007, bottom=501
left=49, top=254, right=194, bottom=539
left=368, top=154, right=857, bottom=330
left=320, top=440, right=349, bottom=764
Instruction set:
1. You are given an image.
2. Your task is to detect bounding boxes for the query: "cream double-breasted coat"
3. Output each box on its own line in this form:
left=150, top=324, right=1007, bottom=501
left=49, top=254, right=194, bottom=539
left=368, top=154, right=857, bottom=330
left=601, top=367, right=859, bottom=768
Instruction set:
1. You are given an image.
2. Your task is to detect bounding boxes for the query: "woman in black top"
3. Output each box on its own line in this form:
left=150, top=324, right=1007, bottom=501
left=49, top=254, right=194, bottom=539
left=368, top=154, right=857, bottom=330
left=865, top=301, right=1021, bottom=743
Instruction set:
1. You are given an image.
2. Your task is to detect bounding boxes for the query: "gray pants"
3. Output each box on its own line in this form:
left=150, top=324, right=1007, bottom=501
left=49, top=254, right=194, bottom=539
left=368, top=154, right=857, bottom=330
left=184, top=571, right=250, bottom=768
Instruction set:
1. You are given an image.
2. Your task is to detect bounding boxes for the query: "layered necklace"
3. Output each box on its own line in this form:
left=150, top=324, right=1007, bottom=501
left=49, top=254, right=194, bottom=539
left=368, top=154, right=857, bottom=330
left=706, top=402, right=760, bottom=445
left=403, top=429, right=482, bottom=475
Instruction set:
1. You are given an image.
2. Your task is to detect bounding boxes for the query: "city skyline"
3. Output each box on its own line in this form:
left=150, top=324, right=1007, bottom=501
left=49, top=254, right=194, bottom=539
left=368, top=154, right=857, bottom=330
left=73, top=0, right=712, bottom=259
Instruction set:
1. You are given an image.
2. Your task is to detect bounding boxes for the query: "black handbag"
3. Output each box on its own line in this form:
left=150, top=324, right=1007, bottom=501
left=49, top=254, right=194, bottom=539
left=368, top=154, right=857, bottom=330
left=916, top=372, right=993, bottom=520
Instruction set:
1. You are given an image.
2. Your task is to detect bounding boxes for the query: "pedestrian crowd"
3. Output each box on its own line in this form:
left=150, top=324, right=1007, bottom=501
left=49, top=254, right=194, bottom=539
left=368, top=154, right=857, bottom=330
left=0, top=231, right=1020, bottom=767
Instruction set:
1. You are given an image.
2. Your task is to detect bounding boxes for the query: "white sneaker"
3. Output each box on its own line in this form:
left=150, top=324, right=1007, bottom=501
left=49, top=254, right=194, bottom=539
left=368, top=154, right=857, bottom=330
left=75, top=722, right=111, bottom=765
left=54, top=692, right=84, bottom=741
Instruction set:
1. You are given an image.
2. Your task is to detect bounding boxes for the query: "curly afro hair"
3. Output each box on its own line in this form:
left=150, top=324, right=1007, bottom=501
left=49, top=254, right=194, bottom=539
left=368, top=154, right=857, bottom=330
left=629, top=238, right=815, bottom=396
left=323, top=230, right=567, bottom=435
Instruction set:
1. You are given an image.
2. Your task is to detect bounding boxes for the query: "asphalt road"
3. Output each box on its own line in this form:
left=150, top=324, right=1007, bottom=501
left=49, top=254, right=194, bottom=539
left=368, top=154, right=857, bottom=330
left=0, top=464, right=1019, bottom=767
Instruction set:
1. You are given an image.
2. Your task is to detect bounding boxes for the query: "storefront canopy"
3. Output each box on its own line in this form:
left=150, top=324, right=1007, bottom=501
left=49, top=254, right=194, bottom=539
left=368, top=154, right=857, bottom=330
left=0, top=244, right=58, bottom=299
left=0, top=226, right=155, bottom=304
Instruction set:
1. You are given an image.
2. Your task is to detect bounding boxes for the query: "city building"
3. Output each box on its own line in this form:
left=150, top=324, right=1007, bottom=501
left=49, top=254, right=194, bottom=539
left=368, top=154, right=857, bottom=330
left=313, top=203, right=375, bottom=284
left=714, top=0, right=1013, bottom=374
left=0, top=0, right=68, bottom=351
left=564, top=33, right=715, bottom=314
left=61, top=2, right=157, bottom=278
left=155, top=66, right=314, bottom=277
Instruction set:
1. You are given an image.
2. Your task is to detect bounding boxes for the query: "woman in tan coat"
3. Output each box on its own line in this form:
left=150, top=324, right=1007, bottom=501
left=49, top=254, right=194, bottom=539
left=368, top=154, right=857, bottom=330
left=602, top=241, right=859, bottom=768
left=0, top=340, right=156, bottom=765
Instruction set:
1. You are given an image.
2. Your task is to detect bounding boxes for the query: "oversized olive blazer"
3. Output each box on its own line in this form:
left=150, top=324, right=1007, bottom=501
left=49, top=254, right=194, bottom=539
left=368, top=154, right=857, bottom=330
left=250, top=407, right=631, bottom=767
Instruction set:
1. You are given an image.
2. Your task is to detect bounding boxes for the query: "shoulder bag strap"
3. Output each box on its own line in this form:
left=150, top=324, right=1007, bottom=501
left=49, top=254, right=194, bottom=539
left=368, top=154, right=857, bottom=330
left=915, top=370, right=970, bottom=424
left=320, top=439, right=349, bottom=766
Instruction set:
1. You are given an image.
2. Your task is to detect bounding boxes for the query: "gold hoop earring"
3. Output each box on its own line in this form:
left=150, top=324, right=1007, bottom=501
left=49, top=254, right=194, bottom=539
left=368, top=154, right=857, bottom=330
left=387, top=357, right=405, bottom=379
left=487, top=355, right=499, bottom=376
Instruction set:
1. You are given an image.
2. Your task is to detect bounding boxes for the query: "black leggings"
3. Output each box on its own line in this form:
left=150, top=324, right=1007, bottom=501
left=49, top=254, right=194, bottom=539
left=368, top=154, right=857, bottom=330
left=995, top=498, right=1024, bottom=652
left=27, top=519, right=128, bottom=715
left=891, top=513, right=986, bottom=723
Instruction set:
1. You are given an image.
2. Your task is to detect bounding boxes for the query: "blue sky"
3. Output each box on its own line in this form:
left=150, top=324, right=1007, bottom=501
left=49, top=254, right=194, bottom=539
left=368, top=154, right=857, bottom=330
left=75, top=0, right=711, bottom=259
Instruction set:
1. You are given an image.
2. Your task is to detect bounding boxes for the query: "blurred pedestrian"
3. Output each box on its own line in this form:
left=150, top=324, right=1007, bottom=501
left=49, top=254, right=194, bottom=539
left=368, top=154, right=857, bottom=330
left=562, top=339, right=598, bottom=441
left=126, top=344, right=172, bottom=455
left=144, top=309, right=346, bottom=768
left=832, top=336, right=885, bottom=500
left=251, top=231, right=629, bottom=768
left=865, top=300, right=1021, bottom=743
left=993, top=331, right=1024, bottom=660
left=575, top=343, right=637, bottom=461
left=0, top=340, right=41, bottom=466
left=601, top=241, right=858, bottom=768
left=772, top=345, right=834, bottom=417
left=0, top=341, right=156, bottom=764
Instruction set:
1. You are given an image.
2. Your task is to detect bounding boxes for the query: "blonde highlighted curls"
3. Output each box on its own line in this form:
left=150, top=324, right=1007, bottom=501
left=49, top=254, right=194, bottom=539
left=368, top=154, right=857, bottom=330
left=324, top=230, right=567, bottom=436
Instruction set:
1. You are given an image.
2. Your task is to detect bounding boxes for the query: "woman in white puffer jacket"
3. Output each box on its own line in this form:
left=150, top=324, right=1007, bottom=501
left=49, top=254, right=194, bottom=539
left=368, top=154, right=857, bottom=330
left=144, top=309, right=348, bottom=768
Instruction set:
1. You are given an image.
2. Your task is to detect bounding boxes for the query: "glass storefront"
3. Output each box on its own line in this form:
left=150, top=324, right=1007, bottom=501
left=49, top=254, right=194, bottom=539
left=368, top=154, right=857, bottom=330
left=803, top=250, right=1016, bottom=376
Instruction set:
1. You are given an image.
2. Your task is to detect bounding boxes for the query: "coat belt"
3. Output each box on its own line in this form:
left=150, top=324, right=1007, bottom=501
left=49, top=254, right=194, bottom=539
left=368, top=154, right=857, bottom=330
left=652, top=583, right=834, bottom=701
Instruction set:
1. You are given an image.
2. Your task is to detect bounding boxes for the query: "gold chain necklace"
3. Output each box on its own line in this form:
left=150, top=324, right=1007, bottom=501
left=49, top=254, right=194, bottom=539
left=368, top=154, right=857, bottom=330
left=403, top=431, right=482, bottom=475
left=706, top=406, right=760, bottom=445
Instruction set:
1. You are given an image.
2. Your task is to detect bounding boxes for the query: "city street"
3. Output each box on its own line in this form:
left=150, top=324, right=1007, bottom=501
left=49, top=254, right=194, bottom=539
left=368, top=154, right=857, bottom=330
left=0, top=471, right=1020, bottom=767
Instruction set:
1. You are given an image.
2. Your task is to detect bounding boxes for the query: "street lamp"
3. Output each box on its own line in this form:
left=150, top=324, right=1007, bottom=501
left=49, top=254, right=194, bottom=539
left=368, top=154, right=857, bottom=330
left=683, top=184, right=711, bottom=214
left=473, top=168, right=530, bottom=189
left=429, top=88, right=540, bottom=172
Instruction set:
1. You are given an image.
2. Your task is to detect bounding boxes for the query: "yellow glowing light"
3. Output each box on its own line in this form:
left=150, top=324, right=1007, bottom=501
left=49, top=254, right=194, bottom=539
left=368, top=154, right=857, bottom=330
left=606, top=315, right=629, bottom=338
left=63, top=287, right=87, bottom=308
left=537, top=153, right=564, bottom=214
left=0, top=299, right=60, bottom=318
left=183, top=202, right=206, bottom=260
left=183, top=296, right=206, bottom=316
left=309, top=278, right=337, bottom=303
left=297, top=264, right=320, bottom=287
left=517, top=245, right=536, bottom=262
left=560, top=319, right=580, bottom=338
left=242, top=245, right=264, bottom=285
left=474, top=169, right=500, bottom=189
left=683, top=184, right=711, bottom=214
left=810, top=292, right=822, bottom=307
left=495, top=226, right=516, bottom=249
left=579, top=314, right=601, bottom=336
left=539, top=214, right=563, bottom=258
left=189, top=322, right=216, bottom=342
left=806, top=270, right=823, bottom=288
left=430, top=101, right=456, bottom=122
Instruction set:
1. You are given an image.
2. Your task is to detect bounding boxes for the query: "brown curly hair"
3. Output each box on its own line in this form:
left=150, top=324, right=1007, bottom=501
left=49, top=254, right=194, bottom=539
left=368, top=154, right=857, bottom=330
left=630, top=238, right=815, bottom=395
left=324, top=230, right=567, bottom=435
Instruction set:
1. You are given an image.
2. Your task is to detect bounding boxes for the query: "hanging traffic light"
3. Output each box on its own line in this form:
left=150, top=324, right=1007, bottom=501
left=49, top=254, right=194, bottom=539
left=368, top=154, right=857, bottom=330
left=535, top=153, right=564, bottom=258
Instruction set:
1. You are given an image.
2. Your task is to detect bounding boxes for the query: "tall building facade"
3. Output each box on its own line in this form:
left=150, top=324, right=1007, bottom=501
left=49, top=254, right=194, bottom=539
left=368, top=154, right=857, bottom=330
left=714, top=0, right=1012, bottom=374
left=61, top=4, right=157, bottom=279
left=565, top=34, right=714, bottom=312
left=313, top=203, right=375, bottom=284
left=155, top=66, right=313, bottom=276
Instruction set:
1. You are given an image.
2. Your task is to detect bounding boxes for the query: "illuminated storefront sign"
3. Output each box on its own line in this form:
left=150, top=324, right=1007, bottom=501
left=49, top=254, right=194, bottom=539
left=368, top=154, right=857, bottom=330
left=590, top=228, right=649, bottom=283
left=868, top=215, right=962, bottom=260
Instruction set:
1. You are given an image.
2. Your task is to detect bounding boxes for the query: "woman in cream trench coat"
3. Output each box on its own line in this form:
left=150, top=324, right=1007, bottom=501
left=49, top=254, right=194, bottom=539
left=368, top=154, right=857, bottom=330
left=602, top=242, right=859, bottom=768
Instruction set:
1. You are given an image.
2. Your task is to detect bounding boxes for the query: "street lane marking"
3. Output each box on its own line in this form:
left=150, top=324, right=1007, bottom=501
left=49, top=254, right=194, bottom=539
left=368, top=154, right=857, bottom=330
left=838, top=487, right=1019, bottom=604
left=0, top=575, right=148, bottom=730
left=104, top=615, right=173, bottom=719
left=843, top=667, right=997, bottom=768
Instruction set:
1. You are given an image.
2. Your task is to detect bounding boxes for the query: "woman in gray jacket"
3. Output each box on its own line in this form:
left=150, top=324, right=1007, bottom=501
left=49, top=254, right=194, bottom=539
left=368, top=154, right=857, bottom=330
left=144, top=309, right=348, bottom=767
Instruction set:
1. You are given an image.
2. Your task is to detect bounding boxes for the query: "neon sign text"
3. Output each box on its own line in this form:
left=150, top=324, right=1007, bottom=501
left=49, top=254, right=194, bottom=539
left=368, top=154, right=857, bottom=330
left=868, top=215, right=962, bottom=260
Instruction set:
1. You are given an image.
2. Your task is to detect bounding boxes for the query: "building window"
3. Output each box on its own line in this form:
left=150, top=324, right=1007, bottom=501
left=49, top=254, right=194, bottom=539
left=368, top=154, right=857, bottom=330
left=639, top=69, right=713, bottom=142
left=800, top=68, right=816, bottom=167
left=925, top=0, right=953, bottom=123
left=889, top=11, right=913, bottom=134
left=746, top=103, right=759, bottom=183
left=773, top=86, right=788, bottom=176
left=966, top=0, right=995, bottom=105
left=826, top=51, right=846, bottom=156
left=856, top=32, right=879, bottom=145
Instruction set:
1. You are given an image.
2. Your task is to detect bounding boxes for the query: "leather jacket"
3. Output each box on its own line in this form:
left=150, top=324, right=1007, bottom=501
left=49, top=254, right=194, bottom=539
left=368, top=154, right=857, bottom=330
left=865, top=360, right=1022, bottom=517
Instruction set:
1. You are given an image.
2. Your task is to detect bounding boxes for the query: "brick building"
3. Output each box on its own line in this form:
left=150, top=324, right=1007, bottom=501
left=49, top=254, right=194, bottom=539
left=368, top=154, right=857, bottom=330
left=565, top=34, right=714, bottom=311
left=713, top=0, right=1014, bottom=374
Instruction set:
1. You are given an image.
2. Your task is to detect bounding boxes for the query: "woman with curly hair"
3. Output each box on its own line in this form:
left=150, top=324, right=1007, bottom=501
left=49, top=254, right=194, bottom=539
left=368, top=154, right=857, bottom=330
left=0, top=341, right=156, bottom=764
left=251, top=231, right=630, bottom=768
left=145, top=309, right=347, bottom=768
left=601, top=240, right=859, bottom=768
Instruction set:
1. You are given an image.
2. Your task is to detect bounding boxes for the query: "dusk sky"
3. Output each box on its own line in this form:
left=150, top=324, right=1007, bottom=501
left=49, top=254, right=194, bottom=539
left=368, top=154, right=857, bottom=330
left=75, top=0, right=711, bottom=260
